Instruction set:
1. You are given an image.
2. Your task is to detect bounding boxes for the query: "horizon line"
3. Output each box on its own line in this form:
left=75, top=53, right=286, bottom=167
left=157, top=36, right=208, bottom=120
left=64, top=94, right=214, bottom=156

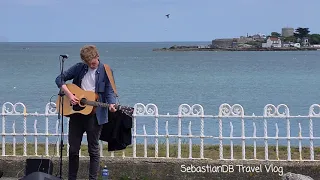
left=0, top=41, right=212, bottom=43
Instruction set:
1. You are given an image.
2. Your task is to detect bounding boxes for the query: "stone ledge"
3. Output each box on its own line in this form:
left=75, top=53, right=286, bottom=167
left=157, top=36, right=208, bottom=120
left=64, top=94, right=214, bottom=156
left=1, top=156, right=320, bottom=180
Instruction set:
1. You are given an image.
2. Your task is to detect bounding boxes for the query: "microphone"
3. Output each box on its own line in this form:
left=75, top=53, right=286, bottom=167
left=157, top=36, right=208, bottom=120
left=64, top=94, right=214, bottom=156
left=60, top=54, right=69, bottom=59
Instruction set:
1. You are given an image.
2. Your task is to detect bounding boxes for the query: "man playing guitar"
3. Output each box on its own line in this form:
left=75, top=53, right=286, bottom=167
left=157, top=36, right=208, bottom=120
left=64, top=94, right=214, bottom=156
left=55, top=45, right=117, bottom=180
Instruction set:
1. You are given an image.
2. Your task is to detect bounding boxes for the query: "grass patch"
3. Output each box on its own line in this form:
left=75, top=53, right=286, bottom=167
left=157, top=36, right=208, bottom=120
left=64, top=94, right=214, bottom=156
left=1, top=143, right=319, bottom=160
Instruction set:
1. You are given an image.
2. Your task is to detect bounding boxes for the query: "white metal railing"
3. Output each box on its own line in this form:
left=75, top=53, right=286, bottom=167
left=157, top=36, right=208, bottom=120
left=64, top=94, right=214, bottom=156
left=1, top=102, right=320, bottom=161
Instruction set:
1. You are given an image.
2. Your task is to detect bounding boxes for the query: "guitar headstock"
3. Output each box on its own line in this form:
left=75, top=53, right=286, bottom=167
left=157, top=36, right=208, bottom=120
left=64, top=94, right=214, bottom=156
left=117, top=105, right=134, bottom=117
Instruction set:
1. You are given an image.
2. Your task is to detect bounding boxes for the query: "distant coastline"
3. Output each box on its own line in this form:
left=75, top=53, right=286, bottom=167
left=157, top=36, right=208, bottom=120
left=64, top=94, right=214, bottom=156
left=154, top=27, right=320, bottom=52
left=153, top=45, right=320, bottom=52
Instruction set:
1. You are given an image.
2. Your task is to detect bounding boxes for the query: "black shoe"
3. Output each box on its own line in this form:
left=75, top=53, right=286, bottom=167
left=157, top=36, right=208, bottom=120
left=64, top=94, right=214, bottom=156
left=0, top=170, right=3, bottom=178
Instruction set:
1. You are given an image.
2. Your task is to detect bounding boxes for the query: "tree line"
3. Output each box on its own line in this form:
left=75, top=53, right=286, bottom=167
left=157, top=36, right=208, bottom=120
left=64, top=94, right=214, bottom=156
left=270, top=27, right=320, bottom=44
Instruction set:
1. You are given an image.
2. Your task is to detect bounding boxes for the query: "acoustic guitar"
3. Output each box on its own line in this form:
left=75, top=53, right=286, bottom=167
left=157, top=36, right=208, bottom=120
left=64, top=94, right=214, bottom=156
left=56, top=84, right=133, bottom=117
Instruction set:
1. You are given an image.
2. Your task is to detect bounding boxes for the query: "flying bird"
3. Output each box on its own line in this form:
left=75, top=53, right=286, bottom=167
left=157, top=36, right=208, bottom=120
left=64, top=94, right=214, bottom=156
left=165, top=14, right=170, bottom=18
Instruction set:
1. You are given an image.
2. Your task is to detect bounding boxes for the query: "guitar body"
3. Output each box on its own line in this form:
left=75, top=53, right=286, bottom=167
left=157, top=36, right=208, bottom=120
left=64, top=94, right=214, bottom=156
left=56, top=84, right=98, bottom=116
left=56, top=83, right=134, bottom=117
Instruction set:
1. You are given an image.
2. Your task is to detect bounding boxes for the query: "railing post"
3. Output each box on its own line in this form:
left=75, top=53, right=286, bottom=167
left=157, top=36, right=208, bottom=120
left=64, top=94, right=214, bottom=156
left=275, top=123, right=279, bottom=160
left=2, top=114, right=5, bottom=156
left=298, top=123, right=302, bottom=161
left=199, top=107, right=204, bottom=159
left=308, top=104, right=318, bottom=161
left=252, top=119, right=257, bottom=160
left=23, top=114, right=27, bottom=156
left=12, top=121, right=16, bottom=156
left=165, top=121, right=169, bottom=158
left=34, top=119, right=38, bottom=156
left=230, top=122, right=234, bottom=160
left=188, top=121, right=192, bottom=159
left=241, top=117, right=245, bottom=160
left=154, top=107, right=159, bottom=158
left=143, top=125, right=147, bottom=158
left=263, top=105, right=271, bottom=161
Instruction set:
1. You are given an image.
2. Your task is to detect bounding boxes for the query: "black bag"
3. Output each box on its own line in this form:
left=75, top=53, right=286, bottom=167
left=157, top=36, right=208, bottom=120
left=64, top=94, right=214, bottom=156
left=99, top=110, right=132, bottom=151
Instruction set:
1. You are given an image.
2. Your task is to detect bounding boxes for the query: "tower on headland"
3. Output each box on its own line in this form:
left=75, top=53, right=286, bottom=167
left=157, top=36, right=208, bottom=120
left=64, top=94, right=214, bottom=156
left=282, top=27, right=294, bottom=37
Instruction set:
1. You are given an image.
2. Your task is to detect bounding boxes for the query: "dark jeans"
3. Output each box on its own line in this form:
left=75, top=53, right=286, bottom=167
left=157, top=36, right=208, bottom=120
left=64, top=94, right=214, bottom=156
left=68, top=113, right=102, bottom=180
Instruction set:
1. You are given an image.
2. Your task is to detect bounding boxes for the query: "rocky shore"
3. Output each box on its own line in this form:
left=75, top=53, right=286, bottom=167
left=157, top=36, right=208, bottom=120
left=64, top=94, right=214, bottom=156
left=153, top=45, right=320, bottom=52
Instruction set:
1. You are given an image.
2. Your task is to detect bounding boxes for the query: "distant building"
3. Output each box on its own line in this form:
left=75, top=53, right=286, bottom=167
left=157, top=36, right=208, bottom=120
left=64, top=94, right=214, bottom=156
left=302, top=37, right=310, bottom=46
left=237, top=36, right=253, bottom=44
left=262, top=37, right=282, bottom=48
left=282, top=27, right=294, bottom=37
left=283, top=42, right=300, bottom=48
left=293, top=43, right=301, bottom=48
left=251, top=34, right=266, bottom=41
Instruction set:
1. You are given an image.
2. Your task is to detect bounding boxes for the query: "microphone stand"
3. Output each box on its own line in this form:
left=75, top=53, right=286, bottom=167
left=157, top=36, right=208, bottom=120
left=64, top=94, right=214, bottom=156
left=57, top=56, right=67, bottom=179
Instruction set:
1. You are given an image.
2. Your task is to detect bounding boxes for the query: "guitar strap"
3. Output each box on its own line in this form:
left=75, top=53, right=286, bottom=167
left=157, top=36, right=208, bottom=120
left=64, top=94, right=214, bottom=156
left=103, top=64, right=118, bottom=98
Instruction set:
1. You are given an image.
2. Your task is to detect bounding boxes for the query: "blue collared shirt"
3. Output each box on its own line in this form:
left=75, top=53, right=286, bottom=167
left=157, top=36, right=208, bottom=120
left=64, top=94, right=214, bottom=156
left=55, top=61, right=117, bottom=125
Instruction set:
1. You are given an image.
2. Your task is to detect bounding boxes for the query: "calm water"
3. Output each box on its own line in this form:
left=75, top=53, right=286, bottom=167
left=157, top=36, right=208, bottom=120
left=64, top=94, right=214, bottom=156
left=1, top=42, right=320, bottom=146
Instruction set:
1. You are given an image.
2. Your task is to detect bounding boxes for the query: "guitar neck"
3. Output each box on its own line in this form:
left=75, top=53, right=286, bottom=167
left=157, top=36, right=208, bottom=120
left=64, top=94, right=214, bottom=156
left=84, top=100, right=133, bottom=117
left=86, top=101, right=110, bottom=108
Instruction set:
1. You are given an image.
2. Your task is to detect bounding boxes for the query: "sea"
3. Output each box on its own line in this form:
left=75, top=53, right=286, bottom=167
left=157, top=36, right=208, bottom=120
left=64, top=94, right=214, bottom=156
left=1, top=42, right=320, bottom=146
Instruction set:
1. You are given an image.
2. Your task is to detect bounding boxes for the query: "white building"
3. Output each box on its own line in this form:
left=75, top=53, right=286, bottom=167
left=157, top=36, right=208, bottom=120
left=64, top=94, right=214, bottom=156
left=262, top=37, right=282, bottom=48
left=283, top=43, right=301, bottom=48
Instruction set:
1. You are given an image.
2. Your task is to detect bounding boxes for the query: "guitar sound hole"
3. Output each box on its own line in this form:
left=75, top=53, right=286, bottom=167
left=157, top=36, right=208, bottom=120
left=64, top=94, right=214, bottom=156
left=71, top=98, right=87, bottom=112
left=80, top=98, right=87, bottom=106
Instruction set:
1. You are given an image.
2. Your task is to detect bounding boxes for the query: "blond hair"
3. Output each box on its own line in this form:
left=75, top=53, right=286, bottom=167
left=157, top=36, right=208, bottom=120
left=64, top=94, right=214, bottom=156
left=80, top=45, right=99, bottom=64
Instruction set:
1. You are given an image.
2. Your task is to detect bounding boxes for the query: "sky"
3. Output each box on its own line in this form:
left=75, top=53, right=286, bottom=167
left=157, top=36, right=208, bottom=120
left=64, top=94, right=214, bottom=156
left=1, top=0, right=319, bottom=42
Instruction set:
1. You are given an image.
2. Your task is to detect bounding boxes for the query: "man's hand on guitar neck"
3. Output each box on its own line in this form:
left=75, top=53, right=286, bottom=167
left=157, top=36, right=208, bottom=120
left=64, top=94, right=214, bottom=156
left=109, top=104, right=117, bottom=112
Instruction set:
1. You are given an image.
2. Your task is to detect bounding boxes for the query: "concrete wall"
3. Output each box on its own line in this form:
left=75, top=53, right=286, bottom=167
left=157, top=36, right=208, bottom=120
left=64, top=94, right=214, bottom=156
left=1, top=157, right=320, bottom=180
